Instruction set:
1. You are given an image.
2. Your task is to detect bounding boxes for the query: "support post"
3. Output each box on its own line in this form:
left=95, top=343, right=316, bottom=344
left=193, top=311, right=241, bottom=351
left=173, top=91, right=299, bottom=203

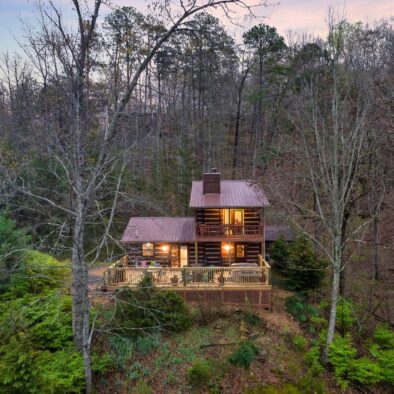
left=195, top=241, right=198, bottom=265
left=261, top=208, right=265, bottom=259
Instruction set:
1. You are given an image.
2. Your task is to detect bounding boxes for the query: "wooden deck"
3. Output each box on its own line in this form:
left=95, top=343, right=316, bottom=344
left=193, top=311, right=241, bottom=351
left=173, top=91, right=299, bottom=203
left=102, top=256, right=270, bottom=289
left=101, top=257, right=271, bottom=308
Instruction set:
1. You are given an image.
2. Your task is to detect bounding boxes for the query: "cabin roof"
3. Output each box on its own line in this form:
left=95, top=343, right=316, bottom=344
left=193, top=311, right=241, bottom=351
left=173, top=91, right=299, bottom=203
left=265, top=225, right=294, bottom=242
left=121, top=217, right=195, bottom=243
left=121, top=217, right=291, bottom=244
left=189, top=180, right=269, bottom=208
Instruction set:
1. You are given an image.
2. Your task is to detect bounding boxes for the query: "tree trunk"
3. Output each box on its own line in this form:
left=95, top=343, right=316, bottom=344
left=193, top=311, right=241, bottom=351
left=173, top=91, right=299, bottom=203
left=323, top=237, right=342, bottom=362
left=71, top=197, right=91, bottom=392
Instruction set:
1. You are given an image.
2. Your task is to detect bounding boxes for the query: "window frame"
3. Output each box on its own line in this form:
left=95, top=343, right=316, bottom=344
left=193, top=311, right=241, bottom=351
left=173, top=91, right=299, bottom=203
left=142, top=242, right=154, bottom=257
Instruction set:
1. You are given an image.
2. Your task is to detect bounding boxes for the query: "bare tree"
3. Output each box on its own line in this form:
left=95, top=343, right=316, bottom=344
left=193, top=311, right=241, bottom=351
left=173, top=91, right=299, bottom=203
left=4, top=0, right=264, bottom=391
left=286, top=15, right=375, bottom=361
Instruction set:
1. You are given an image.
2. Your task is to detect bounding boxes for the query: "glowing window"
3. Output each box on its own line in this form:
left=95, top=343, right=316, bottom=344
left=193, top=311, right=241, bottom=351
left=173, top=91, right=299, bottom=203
left=142, top=242, right=154, bottom=257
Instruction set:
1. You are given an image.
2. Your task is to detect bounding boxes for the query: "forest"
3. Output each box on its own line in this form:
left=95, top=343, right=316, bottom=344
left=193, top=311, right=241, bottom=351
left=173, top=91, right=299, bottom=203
left=0, top=0, right=393, bottom=393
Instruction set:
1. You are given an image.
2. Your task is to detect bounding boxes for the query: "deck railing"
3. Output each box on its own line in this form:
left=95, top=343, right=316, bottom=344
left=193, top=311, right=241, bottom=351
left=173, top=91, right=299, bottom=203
left=102, top=259, right=270, bottom=289
left=196, top=224, right=263, bottom=239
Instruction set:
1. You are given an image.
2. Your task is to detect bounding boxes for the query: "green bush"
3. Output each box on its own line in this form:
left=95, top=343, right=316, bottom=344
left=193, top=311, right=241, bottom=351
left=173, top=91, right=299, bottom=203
left=187, top=359, right=211, bottom=388
left=229, top=341, right=259, bottom=369
left=108, top=335, right=134, bottom=370
left=347, top=357, right=383, bottom=386
left=304, top=346, right=324, bottom=376
left=285, top=294, right=319, bottom=324
left=284, top=237, right=327, bottom=291
left=370, top=326, right=394, bottom=386
left=328, top=334, right=357, bottom=389
left=91, top=352, right=112, bottom=375
left=10, top=250, right=70, bottom=297
left=328, top=334, right=386, bottom=389
left=135, top=332, right=161, bottom=355
left=335, top=298, right=355, bottom=332
left=0, top=213, right=30, bottom=292
left=0, top=219, right=82, bottom=394
left=292, top=334, right=307, bottom=351
left=270, top=236, right=291, bottom=269
left=373, top=347, right=394, bottom=386
left=373, top=324, right=394, bottom=349
left=0, top=292, right=84, bottom=393
left=113, top=278, right=191, bottom=337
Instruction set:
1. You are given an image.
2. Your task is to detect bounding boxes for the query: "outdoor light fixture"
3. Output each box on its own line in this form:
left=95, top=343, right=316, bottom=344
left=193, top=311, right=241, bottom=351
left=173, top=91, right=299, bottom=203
left=223, top=244, right=231, bottom=252
left=161, top=244, right=170, bottom=253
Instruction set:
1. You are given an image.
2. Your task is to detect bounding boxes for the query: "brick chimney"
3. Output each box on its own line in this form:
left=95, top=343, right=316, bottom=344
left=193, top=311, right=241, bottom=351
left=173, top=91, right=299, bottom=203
left=203, top=168, right=221, bottom=194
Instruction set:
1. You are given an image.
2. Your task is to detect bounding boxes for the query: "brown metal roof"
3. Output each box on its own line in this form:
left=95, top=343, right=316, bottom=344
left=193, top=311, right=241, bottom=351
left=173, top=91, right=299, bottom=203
left=121, top=217, right=291, bottom=244
left=189, top=180, right=269, bottom=208
left=265, top=225, right=294, bottom=242
left=121, top=217, right=195, bottom=243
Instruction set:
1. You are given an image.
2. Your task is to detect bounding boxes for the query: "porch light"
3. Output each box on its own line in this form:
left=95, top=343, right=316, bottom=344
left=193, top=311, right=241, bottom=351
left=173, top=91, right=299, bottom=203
left=161, top=244, right=170, bottom=253
left=223, top=244, right=231, bottom=252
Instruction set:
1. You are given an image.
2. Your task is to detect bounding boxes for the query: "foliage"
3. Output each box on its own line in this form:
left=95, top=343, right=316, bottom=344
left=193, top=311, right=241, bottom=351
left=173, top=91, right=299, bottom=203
left=229, top=341, right=259, bottom=369
left=369, top=324, right=394, bottom=386
left=243, top=24, right=286, bottom=56
left=328, top=334, right=388, bottom=389
left=91, top=352, right=112, bottom=375
left=371, top=346, right=394, bottom=386
left=187, top=359, right=211, bottom=388
left=284, top=237, right=327, bottom=291
left=0, top=291, right=84, bottom=393
left=292, top=334, right=307, bottom=351
left=243, top=311, right=262, bottom=327
left=0, top=213, right=30, bottom=291
left=304, top=346, right=324, bottom=376
left=335, top=298, right=355, bottom=332
left=285, top=294, right=319, bottom=324
left=298, top=374, right=328, bottom=394
left=373, top=324, right=394, bottom=349
left=135, top=332, right=161, bottom=355
left=108, top=335, right=134, bottom=370
left=10, top=250, right=70, bottom=296
left=347, top=357, right=383, bottom=386
left=328, top=334, right=357, bottom=389
left=130, top=381, right=152, bottom=394
left=112, top=277, right=191, bottom=337
left=269, top=236, right=291, bottom=269
left=0, top=243, right=83, bottom=393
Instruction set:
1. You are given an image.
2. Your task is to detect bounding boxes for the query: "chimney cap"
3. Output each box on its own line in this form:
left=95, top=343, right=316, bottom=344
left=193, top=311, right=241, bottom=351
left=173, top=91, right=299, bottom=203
left=210, top=167, right=218, bottom=173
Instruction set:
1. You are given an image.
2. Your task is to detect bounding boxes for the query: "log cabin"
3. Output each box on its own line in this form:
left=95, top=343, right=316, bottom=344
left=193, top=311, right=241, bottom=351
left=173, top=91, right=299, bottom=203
left=102, top=170, right=292, bottom=308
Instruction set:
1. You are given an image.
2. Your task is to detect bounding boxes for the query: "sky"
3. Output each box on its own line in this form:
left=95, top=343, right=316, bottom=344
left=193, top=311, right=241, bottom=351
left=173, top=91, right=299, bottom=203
left=0, top=0, right=393, bottom=54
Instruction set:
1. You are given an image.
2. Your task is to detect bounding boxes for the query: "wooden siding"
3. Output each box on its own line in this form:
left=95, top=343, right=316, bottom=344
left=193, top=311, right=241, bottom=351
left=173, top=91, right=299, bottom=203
left=244, top=209, right=261, bottom=225
left=125, top=239, right=262, bottom=268
left=195, top=208, right=221, bottom=225
left=190, top=241, right=261, bottom=266
left=245, top=243, right=262, bottom=264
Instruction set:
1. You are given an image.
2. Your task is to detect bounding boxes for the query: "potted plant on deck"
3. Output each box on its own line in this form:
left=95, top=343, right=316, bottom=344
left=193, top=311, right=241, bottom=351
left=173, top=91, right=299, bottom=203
left=171, top=275, right=179, bottom=286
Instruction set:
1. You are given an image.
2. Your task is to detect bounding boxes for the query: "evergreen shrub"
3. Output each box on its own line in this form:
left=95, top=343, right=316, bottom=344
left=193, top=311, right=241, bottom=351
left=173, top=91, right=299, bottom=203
left=229, top=341, right=259, bottom=369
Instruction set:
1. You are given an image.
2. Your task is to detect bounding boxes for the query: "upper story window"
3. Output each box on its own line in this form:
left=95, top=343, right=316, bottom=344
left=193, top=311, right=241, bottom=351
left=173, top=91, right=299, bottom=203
left=221, top=209, right=244, bottom=225
left=142, top=242, right=154, bottom=257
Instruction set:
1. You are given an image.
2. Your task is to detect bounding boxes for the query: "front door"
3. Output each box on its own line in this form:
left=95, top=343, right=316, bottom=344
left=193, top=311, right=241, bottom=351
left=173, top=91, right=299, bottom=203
left=170, top=245, right=180, bottom=267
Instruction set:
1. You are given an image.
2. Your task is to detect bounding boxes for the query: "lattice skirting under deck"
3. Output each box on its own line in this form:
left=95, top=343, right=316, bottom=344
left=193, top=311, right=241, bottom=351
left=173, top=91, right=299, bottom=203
left=173, top=288, right=271, bottom=309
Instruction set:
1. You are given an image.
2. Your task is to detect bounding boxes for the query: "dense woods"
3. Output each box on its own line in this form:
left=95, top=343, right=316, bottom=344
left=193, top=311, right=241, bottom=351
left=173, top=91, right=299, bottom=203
left=0, top=1, right=393, bottom=393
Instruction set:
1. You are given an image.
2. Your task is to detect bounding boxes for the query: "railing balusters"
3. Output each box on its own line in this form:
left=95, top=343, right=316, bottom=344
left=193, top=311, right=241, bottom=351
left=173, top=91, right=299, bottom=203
left=104, top=263, right=270, bottom=288
left=196, top=224, right=263, bottom=238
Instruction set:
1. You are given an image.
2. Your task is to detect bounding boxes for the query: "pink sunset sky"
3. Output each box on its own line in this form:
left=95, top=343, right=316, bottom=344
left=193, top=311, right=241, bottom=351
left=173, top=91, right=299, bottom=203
left=0, top=0, right=392, bottom=53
